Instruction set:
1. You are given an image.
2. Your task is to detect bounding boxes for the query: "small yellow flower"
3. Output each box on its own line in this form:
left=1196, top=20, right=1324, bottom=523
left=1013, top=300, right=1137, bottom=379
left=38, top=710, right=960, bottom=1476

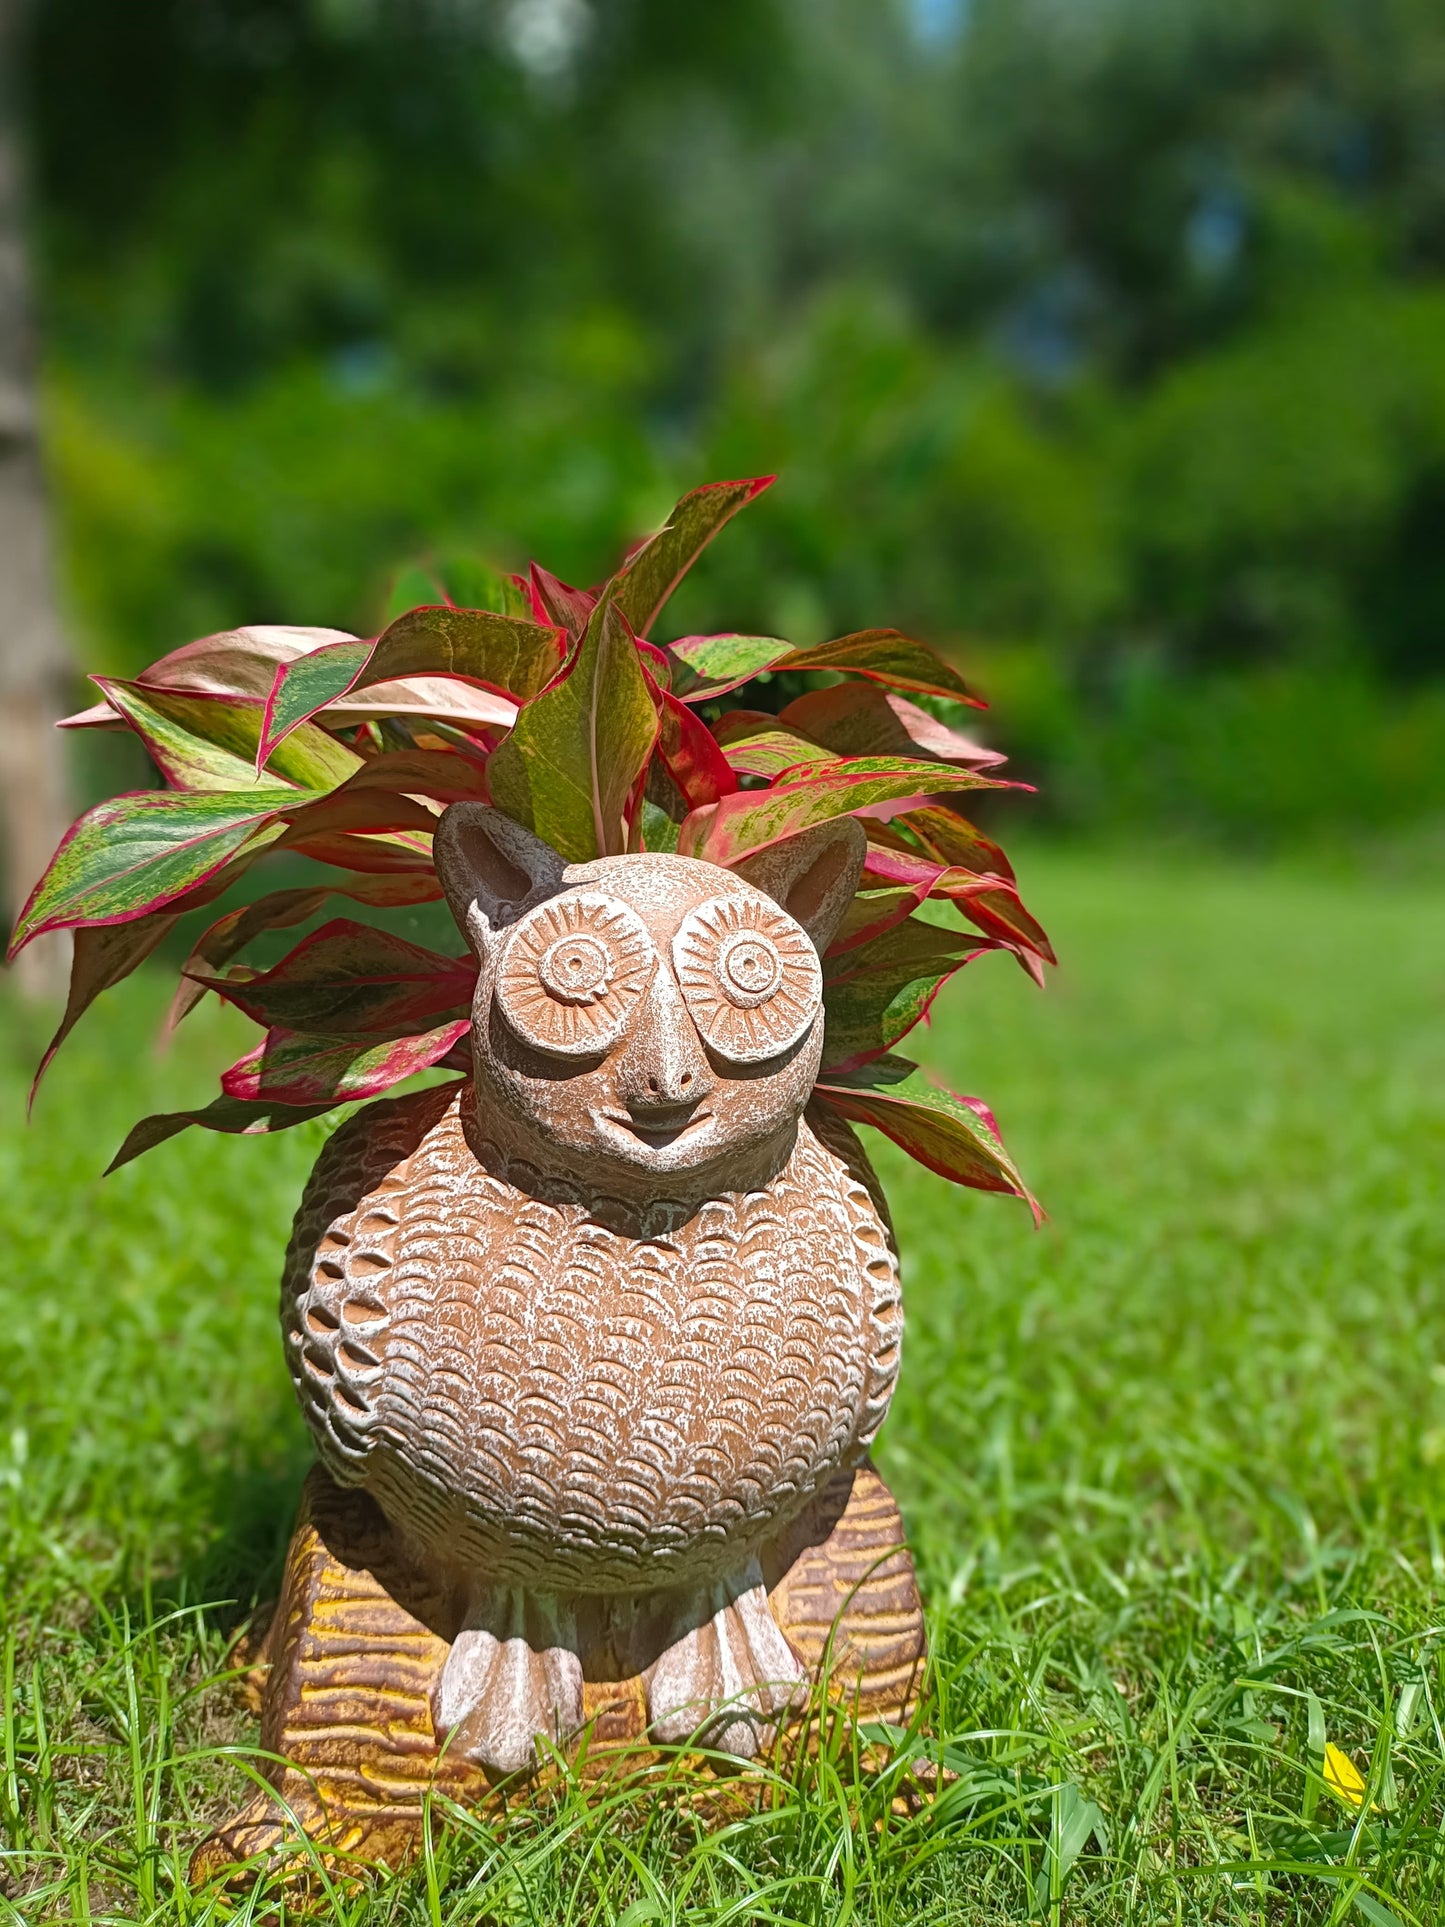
left=1324, top=1742, right=1370, bottom=1809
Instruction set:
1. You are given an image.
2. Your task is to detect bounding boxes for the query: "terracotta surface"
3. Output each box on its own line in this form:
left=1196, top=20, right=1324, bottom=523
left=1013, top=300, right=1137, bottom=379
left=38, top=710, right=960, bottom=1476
left=198, top=806, right=927, bottom=1876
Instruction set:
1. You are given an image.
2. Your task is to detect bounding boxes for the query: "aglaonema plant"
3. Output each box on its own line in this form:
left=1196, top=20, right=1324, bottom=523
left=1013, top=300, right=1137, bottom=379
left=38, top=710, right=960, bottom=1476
left=10, top=476, right=1052, bottom=1210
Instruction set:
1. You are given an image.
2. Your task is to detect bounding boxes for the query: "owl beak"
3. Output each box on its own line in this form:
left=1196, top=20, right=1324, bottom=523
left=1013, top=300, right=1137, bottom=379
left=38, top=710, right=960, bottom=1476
left=611, top=965, right=715, bottom=1142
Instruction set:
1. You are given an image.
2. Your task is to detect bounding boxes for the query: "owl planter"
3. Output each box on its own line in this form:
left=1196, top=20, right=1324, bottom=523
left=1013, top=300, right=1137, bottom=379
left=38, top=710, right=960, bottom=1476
left=12, top=479, right=1051, bottom=1875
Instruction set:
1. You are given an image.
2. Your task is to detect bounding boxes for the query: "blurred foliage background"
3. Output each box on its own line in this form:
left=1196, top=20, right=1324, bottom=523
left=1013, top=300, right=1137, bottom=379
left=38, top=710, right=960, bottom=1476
left=20, top=0, right=1445, bottom=849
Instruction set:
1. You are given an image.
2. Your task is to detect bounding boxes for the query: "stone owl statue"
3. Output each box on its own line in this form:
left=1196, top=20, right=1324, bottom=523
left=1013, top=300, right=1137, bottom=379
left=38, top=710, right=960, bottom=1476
left=199, top=804, right=927, bottom=1873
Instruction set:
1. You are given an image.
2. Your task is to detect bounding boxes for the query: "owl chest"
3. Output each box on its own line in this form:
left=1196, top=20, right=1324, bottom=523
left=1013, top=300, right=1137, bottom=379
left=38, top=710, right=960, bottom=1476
left=377, top=1166, right=880, bottom=1462
left=285, top=1110, right=901, bottom=1578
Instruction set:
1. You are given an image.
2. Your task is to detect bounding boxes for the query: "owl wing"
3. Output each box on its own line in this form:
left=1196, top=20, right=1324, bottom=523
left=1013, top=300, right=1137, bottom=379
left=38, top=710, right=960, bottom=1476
left=282, top=1080, right=461, bottom=1486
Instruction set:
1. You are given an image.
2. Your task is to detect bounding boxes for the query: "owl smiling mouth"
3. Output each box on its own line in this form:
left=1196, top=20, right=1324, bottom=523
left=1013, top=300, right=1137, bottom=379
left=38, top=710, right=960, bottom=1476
left=604, top=1104, right=713, bottom=1148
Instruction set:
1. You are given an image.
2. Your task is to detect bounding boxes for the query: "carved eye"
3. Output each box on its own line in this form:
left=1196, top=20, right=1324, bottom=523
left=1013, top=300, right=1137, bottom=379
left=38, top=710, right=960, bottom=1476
left=496, top=894, right=654, bottom=1056
left=671, top=896, right=821, bottom=1063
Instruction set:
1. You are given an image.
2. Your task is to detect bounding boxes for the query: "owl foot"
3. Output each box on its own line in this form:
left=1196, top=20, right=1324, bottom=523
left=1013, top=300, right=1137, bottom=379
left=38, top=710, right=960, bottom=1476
left=190, top=1787, right=421, bottom=1888
left=433, top=1589, right=585, bottom=1776
left=643, top=1559, right=807, bottom=1759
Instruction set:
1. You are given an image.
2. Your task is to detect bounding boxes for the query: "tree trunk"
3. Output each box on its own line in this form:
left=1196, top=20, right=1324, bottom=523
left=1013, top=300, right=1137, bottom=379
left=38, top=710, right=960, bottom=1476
left=0, top=0, right=71, bottom=998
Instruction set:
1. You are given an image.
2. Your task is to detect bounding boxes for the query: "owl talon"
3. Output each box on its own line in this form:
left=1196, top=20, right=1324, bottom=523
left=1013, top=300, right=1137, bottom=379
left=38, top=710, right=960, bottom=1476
left=643, top=1562, right=807, bottom=1759
left=434, top=1589, right=585, bottom=1776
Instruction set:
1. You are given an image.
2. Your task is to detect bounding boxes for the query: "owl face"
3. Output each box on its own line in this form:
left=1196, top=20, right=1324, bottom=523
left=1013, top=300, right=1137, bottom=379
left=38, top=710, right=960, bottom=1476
left=435, top=807, right=865, bottom=1198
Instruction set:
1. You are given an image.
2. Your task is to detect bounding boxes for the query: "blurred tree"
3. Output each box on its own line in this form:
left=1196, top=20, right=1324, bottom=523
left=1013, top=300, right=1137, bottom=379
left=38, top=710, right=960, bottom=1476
left=14, top=0, right=1445, bottom=842
left=0, top=0, right=70, bottom=994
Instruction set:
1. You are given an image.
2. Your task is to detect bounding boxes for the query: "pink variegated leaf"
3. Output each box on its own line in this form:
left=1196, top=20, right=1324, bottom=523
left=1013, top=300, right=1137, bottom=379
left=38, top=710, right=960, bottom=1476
left=820, top=916, right=1000, bottom=1072
left=191, top=919, right=475, bottom=1038
left=221, top=1020, right=470, bottom=1107
left=780, top=683, right=1005, bottom=768
left=259, top=605, right=565, bottom=767
left=528, top=563, right=598, bottom=639
left=677, top=757, right=1014, bottom=866
left=813, top=1055, right=1039, bottom=1219
left=610, top=477, right=775, bottom=636
left=863, top=836, right=1055, bottom=969
left=166, top=871, right=443, bottom=1030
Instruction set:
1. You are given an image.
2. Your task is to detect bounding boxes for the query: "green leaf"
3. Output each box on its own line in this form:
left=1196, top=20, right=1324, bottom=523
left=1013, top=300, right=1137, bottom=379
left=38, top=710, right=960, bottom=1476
left=1035, top=1783, right=1107, bottom=1915
left=821, top=917, right=994, bottom=1071
left=95, top=678, right=361, bottom=792
left=31, top=914, right=182, bottom=1107
left=192, top=919, right=475, bottom=1038
left=1303, top=1689, right=1326, bottom=1822
left=1351, top=1898, right=1404, bottom=1927
left=437, top=555, right=532, bottom=617
left=8, top=790, right=296, bottom=956
left=779, top=630, right=982, bottom=706
left=385, top=557, right=531, bottom=624
left=714, top=713, right=832, bottom=780
left=106, top=1093, right=340, bottom=1174
left=814, top=1054, right=1039, bottom=1216
left=259, top=606, right=564, bottom=766
left=610, top=477, right=774, bottom=636
left=860, top=838, right=1055, bottom=969
left=669, top=629, right=982, bottom=708
left=780, top=683, right=1004, bottom=766
left=677, top=757, right=1009, bottom=866
left=384, top=565, right=446, bottom=623
left=488, top=593, right=660, bottom=861
left=666, top=633, right=792, bottom=702
left=168, top=873, right=443, bottom=1029
left=221, top=1020, right=469, bottom=1106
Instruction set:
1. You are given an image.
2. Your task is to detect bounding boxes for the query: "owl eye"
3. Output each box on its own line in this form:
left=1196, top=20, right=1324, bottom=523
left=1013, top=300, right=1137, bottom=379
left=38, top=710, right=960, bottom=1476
left=495, top=893, right=654, bottom=1056
left=671, top=896, right=821, bottom=1064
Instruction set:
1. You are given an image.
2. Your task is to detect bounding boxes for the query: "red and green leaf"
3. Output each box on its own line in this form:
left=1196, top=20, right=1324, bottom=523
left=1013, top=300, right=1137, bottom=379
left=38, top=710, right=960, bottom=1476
left=93, top=678, right=361, bottom=793
left=666, top=633, right=793, bottom=703
left=221, top=1020, right=470, bottom=1107
left=651, top=686, right=739, bottom=810
left=259, top=605, right=564, bottom=766
left=168, top=871, right=444, bottom=1029
left=31, top=913, right=182, bottom=1107
left=611, top=477, right=774, bottom=636
left=192, top=919, right=475, bottom=1038
left=488, top=593, right=659, bottom=862
left=677, top=757, right=1012, bottom=866
left=813, top=1055, right=1039, bottom=1219
left=902, top=805, right=1018, bottom=882
left=863, top=833, right=1055, bottom=968
left=106, top=1092, right=344, bottom=1174
left=820, top=917, right=998, bottom=1072
left=8, top=790, right=297, bottom=956
left=527, top=564, right=598, bottom=639
left=828, top=884, right=933, bottom=955
left=780, top=683, right=1004, bottom=767
left=776, top=631, right=982, bottom=706
left=712, top=713, right=833, bottom=781
left=669, top=628, right=981, bottom=709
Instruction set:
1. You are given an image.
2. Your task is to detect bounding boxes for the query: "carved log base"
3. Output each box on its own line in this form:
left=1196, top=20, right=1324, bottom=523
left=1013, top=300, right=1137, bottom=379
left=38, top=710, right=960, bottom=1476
left=193, top=1460, right=926, bottom=1883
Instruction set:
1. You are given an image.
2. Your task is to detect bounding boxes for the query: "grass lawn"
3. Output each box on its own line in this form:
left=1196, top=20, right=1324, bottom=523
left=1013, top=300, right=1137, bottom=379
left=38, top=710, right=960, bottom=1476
left=0, top=846, right=1442, bottom=1923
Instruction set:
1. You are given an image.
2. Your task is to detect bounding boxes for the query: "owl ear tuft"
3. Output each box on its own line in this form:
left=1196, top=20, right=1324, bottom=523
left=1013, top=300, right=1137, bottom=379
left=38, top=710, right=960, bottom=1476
left=732, top=817, right=866, bottom=956
left=435, top=804, right=565, bottom=957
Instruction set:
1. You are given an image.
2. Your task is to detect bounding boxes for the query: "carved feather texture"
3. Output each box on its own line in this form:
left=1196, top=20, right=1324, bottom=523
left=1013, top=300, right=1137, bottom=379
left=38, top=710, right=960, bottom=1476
left=282, top=1083, right=901, bottom=1595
